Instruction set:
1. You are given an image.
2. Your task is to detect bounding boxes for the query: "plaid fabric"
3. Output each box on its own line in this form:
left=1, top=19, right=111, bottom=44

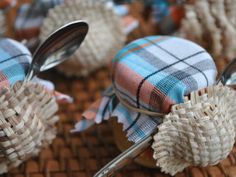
left=0, top=38, right=71, bottom=103
left=73, top=36, right=217, bottom=143
left=14, top=0, right=64, bottom=40
left=0, top=38, right=31, bottom=88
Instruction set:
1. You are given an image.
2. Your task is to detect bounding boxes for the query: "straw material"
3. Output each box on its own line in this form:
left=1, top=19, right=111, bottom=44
left=152, top=84, right=236, bottom=175
left=40, top=0, right=126, bottom=77
left=179, top=0, right=236, bottom=61
left=5, top=2, right=236, bottom=177
left=0, top=81, right=58, bottom=174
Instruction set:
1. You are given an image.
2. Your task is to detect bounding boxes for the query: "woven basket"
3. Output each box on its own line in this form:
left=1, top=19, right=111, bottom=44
left=40, top=0, right=126, bottom=77
left=112, top=83, right=236, bottom=175
left=0, top=81, right=59, bottom=174
left=178, top=0, right=236, bottom=61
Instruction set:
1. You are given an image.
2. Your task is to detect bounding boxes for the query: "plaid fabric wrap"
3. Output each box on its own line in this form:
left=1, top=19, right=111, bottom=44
left=73, top=36, right=217, bottom=143
left=0, top=38, right=31, bottom=88
left=15, top=0, right=64, bottom=40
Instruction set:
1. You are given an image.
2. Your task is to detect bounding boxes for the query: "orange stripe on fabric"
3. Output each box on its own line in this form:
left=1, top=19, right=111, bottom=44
left=114, top=36, right=169, bottom=64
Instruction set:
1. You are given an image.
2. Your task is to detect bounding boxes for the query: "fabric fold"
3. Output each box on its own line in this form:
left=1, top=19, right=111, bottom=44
left=73, top=86, right=161, bottom=143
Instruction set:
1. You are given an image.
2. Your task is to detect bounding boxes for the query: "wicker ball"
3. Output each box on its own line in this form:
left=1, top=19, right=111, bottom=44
left=40, top=0, right=126, bottom=77
left=0, top=81, right=58, bottom=173
left=152, top=84, right=236, bottom=175
left=178, top=0, right=236, bottom=60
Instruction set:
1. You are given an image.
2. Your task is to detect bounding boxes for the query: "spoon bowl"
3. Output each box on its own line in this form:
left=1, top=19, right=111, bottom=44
left=25, top=20, right=89, bottom=81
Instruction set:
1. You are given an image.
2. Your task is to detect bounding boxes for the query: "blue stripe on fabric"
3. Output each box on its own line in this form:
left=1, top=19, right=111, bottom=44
left=2, top=64, right=25, bottom=85
left=0, top=49, right=12, bottom=62
left=118, top=54, right=185, bottom=102
left=113, top=36, right=168, bottom=63
left=5, top=39, right=31, bottom=57
left=113, top=38, right=149, bottom=62
left=116, top=105, right=145, bottom=137
left=0, top=60, right=18, bottom=70
left=78, top=119, right=94, bottom=132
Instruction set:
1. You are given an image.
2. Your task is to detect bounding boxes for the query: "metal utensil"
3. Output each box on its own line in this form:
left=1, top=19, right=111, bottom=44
left=217, top=58, right=236, bottom=85
left=25, top=20, right=89, bottom=81
left=94, top=58, right=236, bottom=177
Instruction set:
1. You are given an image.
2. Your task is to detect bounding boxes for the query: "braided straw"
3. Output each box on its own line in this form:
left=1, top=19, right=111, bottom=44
left=179, top=0, right=236, bottom=61
left=0, top=81, right=59, bottom=174
left=152, top=84, right=236, bottom=175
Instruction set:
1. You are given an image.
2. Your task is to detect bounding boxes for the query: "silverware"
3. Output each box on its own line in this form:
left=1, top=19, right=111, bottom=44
left=217, top=58, right=236, bottom=85
left=94, top=134, right=154, bottom=177
left=25, top=20, right=89, bottom=81
left=94, top=58, right=236, bottom=177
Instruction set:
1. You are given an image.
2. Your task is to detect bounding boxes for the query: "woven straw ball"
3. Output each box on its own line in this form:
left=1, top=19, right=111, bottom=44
left=178, top=0, right=236, bottom=60
left=152, top=84, right=236, bottom=175
left=0, top=81, right=58, bottom=173
left=40, top=0, right=126, bottom=77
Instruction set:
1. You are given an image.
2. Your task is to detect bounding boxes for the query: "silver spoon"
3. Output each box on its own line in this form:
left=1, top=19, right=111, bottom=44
left=217, top=58, right=236, bottom=85
left=94, top=58, right=236, bottom=177
left=25, top=20, right=89, bottom=81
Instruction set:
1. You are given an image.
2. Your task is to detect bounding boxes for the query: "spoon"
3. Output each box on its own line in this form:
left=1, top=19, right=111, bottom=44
left=94, top=58, right=236, bottom=177
left=217, top=58, right=236, bottom=85
left=25, top=20, right=89, bottom=81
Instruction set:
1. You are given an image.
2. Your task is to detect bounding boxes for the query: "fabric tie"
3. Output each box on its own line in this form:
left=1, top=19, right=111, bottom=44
left=73, top=36, right=217, bottom=143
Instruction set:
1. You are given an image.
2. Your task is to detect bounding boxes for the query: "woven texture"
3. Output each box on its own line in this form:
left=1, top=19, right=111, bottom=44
left=3, top=2, right=236, bottom=177
left=40, top=0, right=126, bottom=77
left=0, top=81, right=59, bottom=174
left=153, top=84, right=236, bottom=175
left=178, top=0, right=236, bottom=61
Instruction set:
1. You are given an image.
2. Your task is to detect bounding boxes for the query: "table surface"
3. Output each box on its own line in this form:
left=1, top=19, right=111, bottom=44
left=1, top=2, right=235, bottom=177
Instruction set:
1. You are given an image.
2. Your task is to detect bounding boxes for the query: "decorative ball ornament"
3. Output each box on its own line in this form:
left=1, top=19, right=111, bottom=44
left=0, top=82, right=58, bottom=173
left=152, top=84, right=236, bottom=175
left=179, top=0, right=236, bottom=60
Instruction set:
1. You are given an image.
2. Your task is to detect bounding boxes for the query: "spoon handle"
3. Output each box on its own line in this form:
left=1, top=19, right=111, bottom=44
left=25, top=66, right=37, bottom=81
left=93, top=134, right=153, bottom=177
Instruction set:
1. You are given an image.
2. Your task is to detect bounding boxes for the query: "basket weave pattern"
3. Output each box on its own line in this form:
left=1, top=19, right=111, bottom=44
left=0, top=81, right=58, bottom=173
left=3, top=2, right=236, bottom=177
left=153, top=84, right=236, bottom=175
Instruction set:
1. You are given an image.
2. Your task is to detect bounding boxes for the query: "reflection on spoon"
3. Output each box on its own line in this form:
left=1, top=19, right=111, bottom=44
left=25, top=20, right=89, bottom=81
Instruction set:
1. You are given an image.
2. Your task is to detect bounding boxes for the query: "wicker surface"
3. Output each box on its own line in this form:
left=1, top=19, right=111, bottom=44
left=2, top=2, right=236, bottom=177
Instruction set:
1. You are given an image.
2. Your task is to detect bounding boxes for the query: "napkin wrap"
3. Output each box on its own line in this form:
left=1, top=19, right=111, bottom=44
left=73, top=36, right=217, bottom=143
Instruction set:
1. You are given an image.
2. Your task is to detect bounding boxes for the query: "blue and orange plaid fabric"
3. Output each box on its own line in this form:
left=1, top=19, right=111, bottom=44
left=0, top=38, right=31, bottom=88
left=73, top=36, right=217, bottom=143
